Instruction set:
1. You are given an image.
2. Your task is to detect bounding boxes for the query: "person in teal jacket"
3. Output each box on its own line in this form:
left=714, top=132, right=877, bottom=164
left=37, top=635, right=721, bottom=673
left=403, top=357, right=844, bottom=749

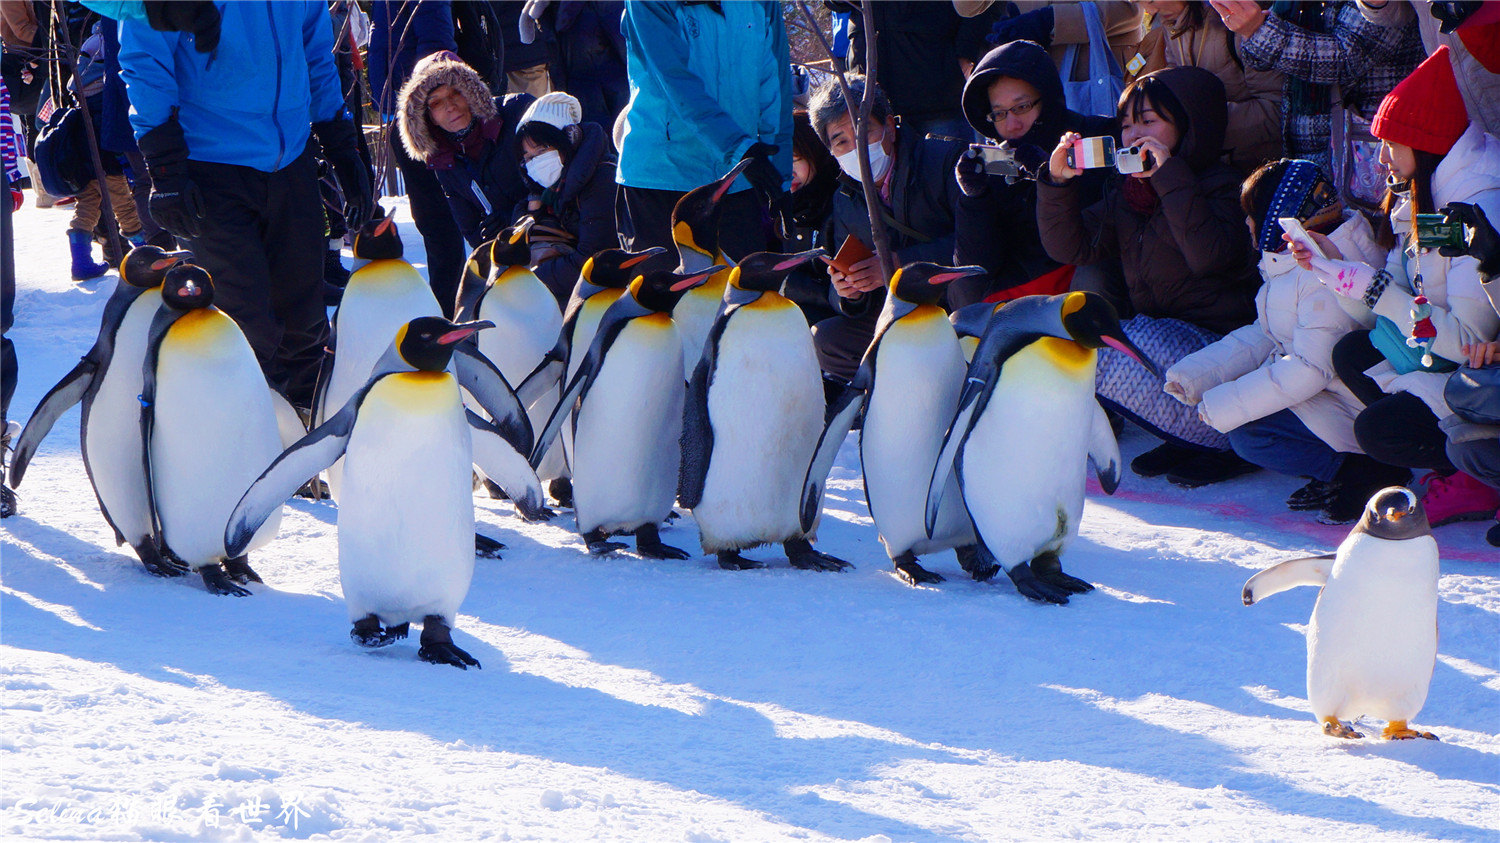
left=615, top=0, right=793, bottom=260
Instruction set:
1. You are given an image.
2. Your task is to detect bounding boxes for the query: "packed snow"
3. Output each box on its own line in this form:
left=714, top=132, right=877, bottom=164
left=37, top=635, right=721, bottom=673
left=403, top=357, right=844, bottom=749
left=2, top=199, right=1497, bottom=842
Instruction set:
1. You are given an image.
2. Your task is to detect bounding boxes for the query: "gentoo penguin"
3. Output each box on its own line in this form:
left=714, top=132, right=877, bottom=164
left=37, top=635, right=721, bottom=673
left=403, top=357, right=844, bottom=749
left=926, top=293, right=1159, bottom=603
left=1243, top=486, right=1441, bottom=740
left=679, top=249, right=852, bottom=572
left=227, top=317, right=547, bottom=668
left=802, top=263, right=988, bottom=586
left=669, top=161, right=748, bottom=374
left=532, top=267, right=716, bottom=557
left=140, top=265, right=286, bottom=596
left=9, top=246, right=192, bottom=577
left=315, top=211, right=442, bottom=500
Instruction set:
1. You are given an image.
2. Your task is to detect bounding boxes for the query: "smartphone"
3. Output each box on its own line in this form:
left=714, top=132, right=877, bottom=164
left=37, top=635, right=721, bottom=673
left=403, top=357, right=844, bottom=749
left=1067, top=136, right=1116, bottom=170
left=1278, top=217, right=1327, bottom=258
left=1414, top=213, right=1466, bottom=250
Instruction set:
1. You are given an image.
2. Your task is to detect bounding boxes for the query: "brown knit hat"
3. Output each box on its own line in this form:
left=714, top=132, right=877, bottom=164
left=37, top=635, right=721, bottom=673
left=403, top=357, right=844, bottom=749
left=397, top=53, right=498, bottom=163
left=1371, top=46, right=1469, bottom=156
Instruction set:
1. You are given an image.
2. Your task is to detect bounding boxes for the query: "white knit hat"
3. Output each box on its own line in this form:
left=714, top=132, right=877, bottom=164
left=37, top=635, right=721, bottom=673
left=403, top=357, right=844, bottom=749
left=520, top=92, right=583, bottom=131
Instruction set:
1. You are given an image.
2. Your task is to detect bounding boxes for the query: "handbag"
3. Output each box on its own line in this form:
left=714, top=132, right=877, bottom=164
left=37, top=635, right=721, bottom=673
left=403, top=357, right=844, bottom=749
left=1061, top=3, right=1126, bottom=118
left=32, top=104, right=91, bottom=197
left=1446, top=365, right=1500, bottom=425
left=1331, top=107, right=1387, bottom=214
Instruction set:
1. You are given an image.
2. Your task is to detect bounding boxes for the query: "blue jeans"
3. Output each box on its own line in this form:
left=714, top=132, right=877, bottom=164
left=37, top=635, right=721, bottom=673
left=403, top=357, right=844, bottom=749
left=1227, top=409, right=1345, bottom=482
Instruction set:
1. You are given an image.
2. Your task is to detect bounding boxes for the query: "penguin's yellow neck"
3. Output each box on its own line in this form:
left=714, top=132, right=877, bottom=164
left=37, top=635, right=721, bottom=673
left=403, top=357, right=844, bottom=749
left=1033, top=336, right=1094, bottom=370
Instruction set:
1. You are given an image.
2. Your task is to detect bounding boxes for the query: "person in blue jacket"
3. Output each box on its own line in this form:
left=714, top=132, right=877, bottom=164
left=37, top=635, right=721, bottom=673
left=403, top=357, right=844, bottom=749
left=113, top=0, right=372, bottom=411
left=615, top=0, right=792, bottom=260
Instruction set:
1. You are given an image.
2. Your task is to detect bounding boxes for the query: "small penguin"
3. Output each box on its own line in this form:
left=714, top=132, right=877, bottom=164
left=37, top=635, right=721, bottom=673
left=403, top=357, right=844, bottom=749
left=679, top=249, right=852, bottom=572
left=669, top=160, right=748, bottom=374
left=1243, top=486, right=1441, bottom=740
left=926, top=293, right=1159, bottom=603
left=10, top=246, right=193, bottom=577
left=227, top=317, right=547, bottom=668
left=532, top=266, right=716, bottom=557
left=802, top=263, right=988, bottom=586
left=140, top=265, right=287, bottom=595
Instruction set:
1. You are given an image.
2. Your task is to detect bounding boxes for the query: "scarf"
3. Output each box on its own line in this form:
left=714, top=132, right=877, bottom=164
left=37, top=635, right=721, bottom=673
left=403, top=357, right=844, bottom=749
left=1122, top=175, right=1159, bottom=216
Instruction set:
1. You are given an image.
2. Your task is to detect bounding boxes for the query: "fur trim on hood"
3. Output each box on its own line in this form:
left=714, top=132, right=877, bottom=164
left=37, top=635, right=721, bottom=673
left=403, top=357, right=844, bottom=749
left=398, top=54, right=498, bottom=164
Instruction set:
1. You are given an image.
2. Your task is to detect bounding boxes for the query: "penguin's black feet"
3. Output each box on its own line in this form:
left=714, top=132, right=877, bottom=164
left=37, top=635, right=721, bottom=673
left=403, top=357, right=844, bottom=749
left=634, top=524, right=691, bottom=559
left=0, top=483, right=15, bottom=518
left=954, top=545, right=1000, bottom=582
left=223, top=556, right=263, bottom=584
left=1029, top=551, right=1093, bottom=594
left=892, top=553, right=944, bottom=586
left=1322, top=717, right=1363, bottom=739
left=1004, top=563, right=1069, bottom=605
left=717, top=550, right=766, bottom=571
left=199, top=564, right=252, bottom=597
left=547, top=478, right=574, bottom=508
left=474, top=533, right=507, bottom=558
left=417, top=616, right=480, bottom=669
left=583, top=529, right=629, bottom=556
left=351, top=615, right=409, bottom=648
left=135, top=540, right=189, bottom=577
left=295, top=477, right=331, bottom=500
left=784, top=538, right=853, bottom=572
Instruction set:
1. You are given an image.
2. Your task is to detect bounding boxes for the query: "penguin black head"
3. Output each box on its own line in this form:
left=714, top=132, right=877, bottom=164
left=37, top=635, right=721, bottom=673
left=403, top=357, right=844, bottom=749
left=1058, top=292, right=1162, bottom=378
left=583, top=247, right=674, bottom=290
left=161, top=264, right=215, bottom=310
left=120, top=245, right=193, bottom=289
left=671, top=158, right=752, bottom=264
left=488, top=224, right=533, bottom=270
left=729, top=248, right=826, bottom=293
left=352, top=208, right=404, bottom=261
left=396, top=316, right=495, bottom=372
left=1356, top=486, right=1431, bottom=541
left=890, top=263, right=986, bottom=306
left=631, top=267, right=720, bottom=313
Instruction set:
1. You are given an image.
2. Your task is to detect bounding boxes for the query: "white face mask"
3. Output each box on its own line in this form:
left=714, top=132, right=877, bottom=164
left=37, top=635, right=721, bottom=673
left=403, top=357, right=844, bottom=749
left=835, top=133, right=892, bottom=184
left=525, top=150, right=563, bottom=188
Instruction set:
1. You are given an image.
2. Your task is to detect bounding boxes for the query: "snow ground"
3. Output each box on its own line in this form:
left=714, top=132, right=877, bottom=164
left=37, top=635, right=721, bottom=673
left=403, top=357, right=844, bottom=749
left=2, top=199, right=1497, bottom=842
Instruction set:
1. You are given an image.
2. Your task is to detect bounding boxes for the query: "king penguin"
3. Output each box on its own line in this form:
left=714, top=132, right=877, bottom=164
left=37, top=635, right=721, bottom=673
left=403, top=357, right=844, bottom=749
left=140, top=264, right=287, bottom=595
left=1243, top=486, right=1441, bottom=740
left=532, top=266, right=717, bottom=557
left=10, top=246, right=193, bottom=577
left=227, top=317, right=547, bottom=668
left=926, top=293, right=1160, bottom=603
left=456, top=225, right=563, bottom=387
left=679, top=249, right=853, bottom=572
left=669, top=160, right=749, bottom=375
left=801, top=262, right=989, bottom=586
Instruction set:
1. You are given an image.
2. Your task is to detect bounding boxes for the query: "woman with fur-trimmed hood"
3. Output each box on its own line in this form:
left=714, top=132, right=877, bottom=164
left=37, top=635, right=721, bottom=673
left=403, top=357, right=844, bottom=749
left=398, top=52, right=535, bottom=258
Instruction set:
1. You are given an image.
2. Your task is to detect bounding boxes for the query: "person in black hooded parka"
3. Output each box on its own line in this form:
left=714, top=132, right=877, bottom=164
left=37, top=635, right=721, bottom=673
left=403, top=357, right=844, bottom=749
left=951, top=39, right=1114, bottom=309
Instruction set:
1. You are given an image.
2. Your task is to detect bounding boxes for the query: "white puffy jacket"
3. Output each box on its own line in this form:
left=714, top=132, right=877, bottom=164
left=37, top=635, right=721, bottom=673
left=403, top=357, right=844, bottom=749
left=1166, top=215, right=1383, bottom=455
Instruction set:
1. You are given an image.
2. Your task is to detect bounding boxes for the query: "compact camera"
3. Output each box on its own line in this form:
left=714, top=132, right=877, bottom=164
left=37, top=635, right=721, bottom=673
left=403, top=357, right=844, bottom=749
left=972, top=143, right=1022, bottom=178
left=1414, top=213, right=1467, bottom=250
left=1067, top=136, right=1153, bottom=174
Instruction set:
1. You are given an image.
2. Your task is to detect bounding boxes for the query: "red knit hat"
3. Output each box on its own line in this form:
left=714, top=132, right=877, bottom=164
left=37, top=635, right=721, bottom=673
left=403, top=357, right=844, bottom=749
left=1459, top=23, right=1500, bottom=74
left=1371, top=46, right=1469, bottom=156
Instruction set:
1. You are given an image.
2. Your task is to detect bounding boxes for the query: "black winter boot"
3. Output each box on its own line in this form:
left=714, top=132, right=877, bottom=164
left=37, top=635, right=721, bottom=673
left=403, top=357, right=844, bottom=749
left=1318, top=455, right=1413, bottom=524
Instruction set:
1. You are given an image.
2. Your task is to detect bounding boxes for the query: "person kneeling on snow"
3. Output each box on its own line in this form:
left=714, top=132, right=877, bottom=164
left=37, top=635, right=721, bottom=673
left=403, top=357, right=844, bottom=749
left=1162, top=159, right=1410, bottom=524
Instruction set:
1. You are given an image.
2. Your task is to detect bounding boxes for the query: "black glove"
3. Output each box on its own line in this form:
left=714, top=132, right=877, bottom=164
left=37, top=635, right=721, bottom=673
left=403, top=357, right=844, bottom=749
left=955, top=148, right=990, bottom=197
left=1429, top=1, right=1482, bottom=34
left=987, top=6, right=1054, bottom=48
left=741, top=141, right=786, bottom=200
left=312, top=118, right=374, bottom=232
left=137, top=116, right=204, bottom=240
left=143, top=1, right=221, bottom=53
left=1440, top=202, right=1500, bottom=279
left=478, top=212, right=508, bottom=243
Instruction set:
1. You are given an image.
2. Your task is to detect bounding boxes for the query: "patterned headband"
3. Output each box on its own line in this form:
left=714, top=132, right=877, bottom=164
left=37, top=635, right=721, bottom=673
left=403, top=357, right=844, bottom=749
left=1257, top=160, right=1336, bottom=252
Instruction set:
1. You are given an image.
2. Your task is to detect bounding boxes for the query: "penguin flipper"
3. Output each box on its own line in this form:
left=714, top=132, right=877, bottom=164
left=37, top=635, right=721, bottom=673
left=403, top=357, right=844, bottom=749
left=516, top=345, right=565, bottom=410
left=1242, top=554, right=1335, bottom=606
left=530, top=297, right=644, bottom=469
left=9, top=357, right=96, bottom=487
left=469, top=410, right=549, bottom=521
left=452, top=341, right=532, bottom=456
left=678, top=307, right=737, bottom=510
left=140, top=307, right=189, bottom=539
left=224, top=395, right=361, bottom=558
left=925, top=377, right=986, bottom=538
left=529, top=354, right=593, bottom=469
left=1087, top=399, right=1122, bottom=495
left=454, top=244, right=492, bottom=321
left=799, top=383, right=866, bottom=533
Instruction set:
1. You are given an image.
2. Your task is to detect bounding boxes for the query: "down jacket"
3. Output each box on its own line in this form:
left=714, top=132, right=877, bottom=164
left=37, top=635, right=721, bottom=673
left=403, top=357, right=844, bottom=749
left=1166, top=216, right=1383, bottom=455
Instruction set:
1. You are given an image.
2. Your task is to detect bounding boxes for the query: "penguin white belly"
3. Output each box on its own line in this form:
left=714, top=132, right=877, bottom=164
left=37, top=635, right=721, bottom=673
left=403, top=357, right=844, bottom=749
left=323, top=260, right=441, bottom=500
left=572, top=316, right=684, bottom=534
left=695, top=298, right=822, bottom=550
left=673, top=273, right=727, bottom=376
left=84, top=289, right=162, bottom=545
left=476, top=268, right=563, bottom=385
left=553, top=289, right=624, bottom=479
left=151, top=310, right=283, bottom=567
left=862, top=309, right=974, bottom=557
left=1307, top=532, right=1439, bottom=722
left=959, top=340, right=1098, bottom=567
left=339, top=372, right=475, bottom=626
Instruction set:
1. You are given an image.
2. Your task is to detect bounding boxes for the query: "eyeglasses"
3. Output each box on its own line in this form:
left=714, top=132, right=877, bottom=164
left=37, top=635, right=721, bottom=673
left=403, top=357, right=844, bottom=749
left=988, top=99, right=1038, bottom=123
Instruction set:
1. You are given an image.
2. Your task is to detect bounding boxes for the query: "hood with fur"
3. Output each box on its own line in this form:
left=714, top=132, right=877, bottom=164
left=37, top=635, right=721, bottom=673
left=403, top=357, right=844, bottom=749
left=397, top=54, right=498, bottom=164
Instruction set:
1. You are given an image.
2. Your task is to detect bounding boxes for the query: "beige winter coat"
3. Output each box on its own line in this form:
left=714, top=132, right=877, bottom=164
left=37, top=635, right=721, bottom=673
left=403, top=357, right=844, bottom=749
left=1156, top=12, right=1282, bottom=174
left=1167, top=216, right=1383, bottom=455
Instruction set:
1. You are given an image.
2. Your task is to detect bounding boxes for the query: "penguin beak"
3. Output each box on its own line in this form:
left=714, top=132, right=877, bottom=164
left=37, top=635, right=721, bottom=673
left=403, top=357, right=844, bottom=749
left=374, top=215, right=395, bottom=237
left=772, top=248, right=826, bottom=272
left=670, top=268, right=717, bottom=292
left=928, top=265, right=987, bottom=285
left=1100, top=332, right=1162, bottom=380
left=438, top=320, right=495, bottom=344
left=711, top=158, right=752, bottom=203
left=151, top=249, right=194, bottom=271
left=621, top=247, right=669, bottom=269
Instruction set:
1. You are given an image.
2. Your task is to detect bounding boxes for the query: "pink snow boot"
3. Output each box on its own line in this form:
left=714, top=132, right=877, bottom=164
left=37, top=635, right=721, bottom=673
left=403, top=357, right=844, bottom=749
left=1419, top=471, right=1500, bottom=528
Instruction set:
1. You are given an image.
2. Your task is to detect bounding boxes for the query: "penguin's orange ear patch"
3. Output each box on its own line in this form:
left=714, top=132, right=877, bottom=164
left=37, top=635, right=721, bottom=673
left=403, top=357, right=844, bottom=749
left=1062, top=291, right=1086, bottom=317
